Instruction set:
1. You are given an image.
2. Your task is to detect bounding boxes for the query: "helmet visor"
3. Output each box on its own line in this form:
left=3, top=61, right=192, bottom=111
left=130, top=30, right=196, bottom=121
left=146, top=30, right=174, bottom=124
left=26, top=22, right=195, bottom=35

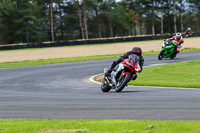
left=176, top=36, right=180, bottom=40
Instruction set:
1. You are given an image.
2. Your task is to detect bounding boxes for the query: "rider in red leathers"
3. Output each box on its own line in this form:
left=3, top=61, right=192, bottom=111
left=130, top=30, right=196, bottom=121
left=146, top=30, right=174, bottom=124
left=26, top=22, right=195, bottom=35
left=168, top=33, right=184, bottom=57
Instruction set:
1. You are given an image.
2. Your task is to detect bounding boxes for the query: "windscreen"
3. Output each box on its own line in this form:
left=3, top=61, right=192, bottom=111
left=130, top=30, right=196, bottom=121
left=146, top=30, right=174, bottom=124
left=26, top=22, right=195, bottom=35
left=129, top=54, right=139, bottom=66
left=164, top=41, right=172, bottom=46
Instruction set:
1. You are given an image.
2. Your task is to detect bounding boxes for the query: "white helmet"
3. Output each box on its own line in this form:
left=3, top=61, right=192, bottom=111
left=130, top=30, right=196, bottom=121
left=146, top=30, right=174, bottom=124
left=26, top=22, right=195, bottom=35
left=175, top=33, right=182, bottom=40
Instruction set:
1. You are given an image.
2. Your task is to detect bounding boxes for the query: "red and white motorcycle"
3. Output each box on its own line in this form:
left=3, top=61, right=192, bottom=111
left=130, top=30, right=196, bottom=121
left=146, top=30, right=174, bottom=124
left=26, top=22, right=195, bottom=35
left=101, top=54, right=141, bottom=92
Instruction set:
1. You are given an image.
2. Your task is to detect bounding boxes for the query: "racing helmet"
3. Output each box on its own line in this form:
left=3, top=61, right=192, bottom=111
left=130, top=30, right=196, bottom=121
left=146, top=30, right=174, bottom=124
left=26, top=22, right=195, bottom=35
left=175, top=33, right=182, bottom=40
left=132, top=47, right=142, bottom=56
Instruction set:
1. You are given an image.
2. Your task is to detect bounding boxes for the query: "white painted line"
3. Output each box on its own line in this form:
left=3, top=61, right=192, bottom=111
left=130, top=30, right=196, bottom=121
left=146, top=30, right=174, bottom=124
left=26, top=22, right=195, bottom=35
left=89, top=64, right=166, bottom=85
left=144, top=63, right=167, bottom=67
left=135, top=85, right=200, bottom=90
left=89, top=73, right=103, bottom=85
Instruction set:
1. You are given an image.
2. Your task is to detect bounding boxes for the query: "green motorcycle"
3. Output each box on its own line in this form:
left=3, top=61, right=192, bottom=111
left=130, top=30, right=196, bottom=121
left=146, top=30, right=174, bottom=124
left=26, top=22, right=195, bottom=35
left=158, top=40, right=178, bottom=60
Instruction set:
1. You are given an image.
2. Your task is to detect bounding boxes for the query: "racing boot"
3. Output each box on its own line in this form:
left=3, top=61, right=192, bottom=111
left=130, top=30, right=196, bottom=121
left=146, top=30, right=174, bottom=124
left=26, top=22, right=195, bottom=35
left=105, top=60, right=120, bottom=77
left=174, top=49, right=180, bottom=57
left=172, top=46, right=178, bottom=57
left=104, top=61, right=117, bottom=77
left=104, top=67, right=112, bottom=77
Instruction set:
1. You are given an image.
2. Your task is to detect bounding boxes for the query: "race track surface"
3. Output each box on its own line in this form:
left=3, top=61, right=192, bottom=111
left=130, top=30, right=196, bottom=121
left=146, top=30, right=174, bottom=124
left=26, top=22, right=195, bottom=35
left=0, top=51, right=200, bottom=120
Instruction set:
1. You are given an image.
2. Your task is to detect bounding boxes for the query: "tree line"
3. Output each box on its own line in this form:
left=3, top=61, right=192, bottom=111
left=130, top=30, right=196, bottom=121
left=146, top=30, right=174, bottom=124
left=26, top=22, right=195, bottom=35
left=0, top=0, right=199, bottom=44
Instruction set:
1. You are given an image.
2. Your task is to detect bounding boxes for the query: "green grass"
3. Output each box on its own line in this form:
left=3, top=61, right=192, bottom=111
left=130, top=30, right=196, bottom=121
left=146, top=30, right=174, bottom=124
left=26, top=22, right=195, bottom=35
left=130, top=60, right=200, bottom=88
left=0, top=54, right=121, bottom=68
left=1, top=120, right=200, bottom=133
left=181, top=48, right=200, bottom=52
left=0, top=48, right=200, bottom=69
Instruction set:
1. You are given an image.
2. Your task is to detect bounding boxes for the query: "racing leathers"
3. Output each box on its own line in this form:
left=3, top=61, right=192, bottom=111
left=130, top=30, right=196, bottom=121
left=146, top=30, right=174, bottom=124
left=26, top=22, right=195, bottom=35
left=168, top=36, right=184, bottom=56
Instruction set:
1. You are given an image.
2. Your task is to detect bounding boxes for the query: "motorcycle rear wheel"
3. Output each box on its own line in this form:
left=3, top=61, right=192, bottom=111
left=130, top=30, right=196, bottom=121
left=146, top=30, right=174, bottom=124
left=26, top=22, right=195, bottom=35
left=170, top=55, right=175, bottom=59
left=101, top=79, right=111, bottom=92
left=115, top=74, right=131, bottom=92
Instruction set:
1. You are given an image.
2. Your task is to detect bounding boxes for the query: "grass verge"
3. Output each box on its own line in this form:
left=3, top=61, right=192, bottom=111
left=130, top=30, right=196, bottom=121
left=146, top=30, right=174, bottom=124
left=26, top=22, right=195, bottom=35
left=130, top=60, right=200, bottom=88
left=0, top=54, right=120, bottom=68
left=1, top=119, right=200, bottom=133
left=0, top=48, right=199, bottom=69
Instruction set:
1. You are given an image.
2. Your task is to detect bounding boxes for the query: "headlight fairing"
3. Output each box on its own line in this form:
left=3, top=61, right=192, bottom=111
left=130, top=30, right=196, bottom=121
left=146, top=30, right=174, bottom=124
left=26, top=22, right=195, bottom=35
left=126, top=60, right=132, bottom=68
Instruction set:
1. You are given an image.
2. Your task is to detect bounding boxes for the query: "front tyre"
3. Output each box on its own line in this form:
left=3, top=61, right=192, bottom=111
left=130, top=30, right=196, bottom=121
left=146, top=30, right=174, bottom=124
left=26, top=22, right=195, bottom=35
left=115, top=74, right=131, bottom=92
left=101, top=79, right=111, bottom=92
left=158, top=50, right=165, bottom=60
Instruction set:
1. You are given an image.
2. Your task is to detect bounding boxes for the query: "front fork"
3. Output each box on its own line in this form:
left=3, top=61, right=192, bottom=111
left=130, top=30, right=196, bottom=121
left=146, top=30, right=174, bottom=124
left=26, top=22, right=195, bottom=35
left=118, top=70, right=125, bottom=83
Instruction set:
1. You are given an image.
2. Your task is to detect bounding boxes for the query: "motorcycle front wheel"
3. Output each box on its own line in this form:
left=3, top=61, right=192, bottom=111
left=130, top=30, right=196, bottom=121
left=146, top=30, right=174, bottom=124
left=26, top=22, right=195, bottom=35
left=158, top=50, right=165, bottom=60
left=115, top=74, right=131, bottom=92
left=101, top=79, right=111, bottom=92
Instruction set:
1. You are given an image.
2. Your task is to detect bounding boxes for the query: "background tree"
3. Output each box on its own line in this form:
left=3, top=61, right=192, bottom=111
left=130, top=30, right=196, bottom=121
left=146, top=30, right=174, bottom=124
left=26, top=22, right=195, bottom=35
left=0, top=0, right=199, bottom=45
left=76, top=0, right=85, bottom=39
left=50, top=0, right=54, bottom=41
left=0, top=0, right=15, bottom=44
left=173, top=0, right=177, bottom=33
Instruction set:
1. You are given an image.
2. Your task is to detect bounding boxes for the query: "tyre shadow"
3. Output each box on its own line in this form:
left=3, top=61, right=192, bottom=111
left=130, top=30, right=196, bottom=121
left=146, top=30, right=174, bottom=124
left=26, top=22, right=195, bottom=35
left=107, top=90, right=145, bottom=93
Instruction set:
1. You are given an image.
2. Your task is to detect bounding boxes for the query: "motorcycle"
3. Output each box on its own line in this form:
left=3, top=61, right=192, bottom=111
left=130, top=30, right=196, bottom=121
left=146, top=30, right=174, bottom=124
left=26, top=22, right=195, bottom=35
left=184, top=32, right=192, bottom=38
left=158, top=40, right=179, bottom=60
left=101, top=54, right=141, bottom=92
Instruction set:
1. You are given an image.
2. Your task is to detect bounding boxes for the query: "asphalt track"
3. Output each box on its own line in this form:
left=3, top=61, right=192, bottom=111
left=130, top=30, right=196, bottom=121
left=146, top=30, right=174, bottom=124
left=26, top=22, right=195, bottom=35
left=0, top=51, right=200, bottom=120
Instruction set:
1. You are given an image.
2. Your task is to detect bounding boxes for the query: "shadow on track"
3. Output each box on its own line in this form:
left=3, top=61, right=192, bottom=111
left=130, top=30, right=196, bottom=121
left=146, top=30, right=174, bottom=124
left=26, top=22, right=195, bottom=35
left=103, top=90, right=145, bottom=93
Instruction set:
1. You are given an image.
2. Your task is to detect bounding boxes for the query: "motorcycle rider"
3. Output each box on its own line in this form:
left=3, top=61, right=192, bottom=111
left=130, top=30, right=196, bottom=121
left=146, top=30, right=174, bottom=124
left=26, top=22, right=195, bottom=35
left=185, top=27, right=192, bottom=37
left=185, top=27, right=191, bottom=34
left=105, top=47, right=144, bottom=80
left=168, top=32, right=184, bottom=57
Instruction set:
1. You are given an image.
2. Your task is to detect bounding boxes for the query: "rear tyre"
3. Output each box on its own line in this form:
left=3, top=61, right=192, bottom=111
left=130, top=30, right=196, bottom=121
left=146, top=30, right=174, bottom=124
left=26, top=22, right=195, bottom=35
left=170, top=51, right=177, bottom=59
left=101, top=79, right=111, bottom=92
left=115, top=74, right=131, bottom=92
left=170, top=55, right=175, bottom=59
left=158, top=50, right=164, bottom=60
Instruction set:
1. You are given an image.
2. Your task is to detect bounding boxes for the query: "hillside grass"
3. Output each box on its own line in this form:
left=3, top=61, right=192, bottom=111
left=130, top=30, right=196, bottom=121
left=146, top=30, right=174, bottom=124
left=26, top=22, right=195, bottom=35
left=1, top=119, right=200, bottom=133
left=130, top=60, right=200, bottom=88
